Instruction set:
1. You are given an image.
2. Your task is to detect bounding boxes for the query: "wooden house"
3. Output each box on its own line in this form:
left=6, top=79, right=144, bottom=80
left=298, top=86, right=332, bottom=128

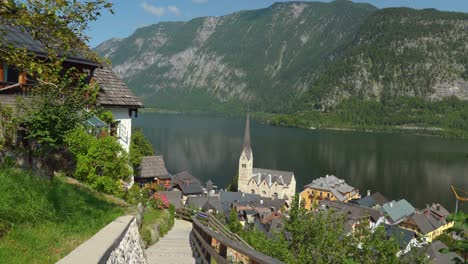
left=0, top=24, right=143, bottom=153
left=135, top=156, right=170, bottom=187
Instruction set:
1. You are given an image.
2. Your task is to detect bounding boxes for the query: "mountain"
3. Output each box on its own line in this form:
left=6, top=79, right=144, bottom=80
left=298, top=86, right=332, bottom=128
left=96, top=0, right=468, bottom=115
left=302, top=7, right=468, bottom=110
left=95, top=0, right=377, bottom=112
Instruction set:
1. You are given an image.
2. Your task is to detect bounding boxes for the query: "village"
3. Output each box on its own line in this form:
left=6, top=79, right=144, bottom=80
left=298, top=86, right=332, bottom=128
left=0, top=3, right=467, bottom=263
left=134, top=115, right=466, bottom=264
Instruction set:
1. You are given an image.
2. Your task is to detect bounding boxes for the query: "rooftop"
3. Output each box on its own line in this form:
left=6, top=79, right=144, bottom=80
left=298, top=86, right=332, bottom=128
left=94, top=67, right=143, bottom=108
left=251, top=168, right=294, bottom=186
left=381, top=199, right=415, bottom=223
left=171, top=171, right=203, bottom=195
left=305, top=175, right=359, bottom=202
left=138, top=156, right=170, bottom=179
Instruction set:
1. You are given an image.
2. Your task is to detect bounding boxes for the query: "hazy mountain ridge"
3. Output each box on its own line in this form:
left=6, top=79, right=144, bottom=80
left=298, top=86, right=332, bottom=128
left=95, top=1, right=468, bottom=113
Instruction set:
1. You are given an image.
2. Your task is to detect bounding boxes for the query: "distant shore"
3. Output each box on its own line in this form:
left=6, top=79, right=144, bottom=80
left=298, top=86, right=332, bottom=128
left=139, top=107, right=466, bottom=139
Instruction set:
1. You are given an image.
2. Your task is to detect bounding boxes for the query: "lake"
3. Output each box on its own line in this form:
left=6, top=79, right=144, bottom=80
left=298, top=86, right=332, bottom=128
left=134, top=112, right=468, bottom=211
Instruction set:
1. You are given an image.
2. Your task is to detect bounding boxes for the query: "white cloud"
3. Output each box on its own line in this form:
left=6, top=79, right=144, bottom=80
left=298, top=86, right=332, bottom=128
left=192, top=0, right=208, bottom=4
left=141, top=2, right=165, bottom=16
left=168, top=5, right=181, bottom=16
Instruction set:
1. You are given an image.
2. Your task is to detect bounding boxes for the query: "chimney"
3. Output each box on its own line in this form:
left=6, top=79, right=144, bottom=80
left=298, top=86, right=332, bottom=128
left=367, top=190, right=371, bottom=197
left=437, top=204, right=440, bottom=211
left=426, top=204, right=429, bottom=209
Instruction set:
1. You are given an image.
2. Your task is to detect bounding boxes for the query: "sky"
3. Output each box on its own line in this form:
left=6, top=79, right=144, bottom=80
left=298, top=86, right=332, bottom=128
left=87, top=0, right=468, bottom=48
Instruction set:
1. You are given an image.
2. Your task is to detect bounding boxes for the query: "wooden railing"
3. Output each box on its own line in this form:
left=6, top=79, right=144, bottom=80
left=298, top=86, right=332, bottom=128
left=190, top=214, right=284, bottom=264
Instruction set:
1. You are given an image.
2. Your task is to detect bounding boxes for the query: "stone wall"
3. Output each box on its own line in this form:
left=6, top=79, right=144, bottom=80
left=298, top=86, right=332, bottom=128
left=58, top=215, right=147, bottom=264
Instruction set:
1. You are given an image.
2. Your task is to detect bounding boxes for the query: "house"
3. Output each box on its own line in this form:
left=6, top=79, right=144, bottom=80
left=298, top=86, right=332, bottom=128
left=318, top=200, right=385, bottom=234
left=135, top=156, right=170, bottom=187
left=218, top=191, right=262, bottom=217
left=381, top=199, right=416, bottom=225
left=157, top=191, right=183, bottom=209
left=170, top=171, right=203, bottom=203
left=93, top=67, right=143, bottom=153
left=384, top=224, right=418, bottom=256
left=185, top=196, right=223, bottom=213
left=300, top=175, right=361, bottom=210
left=0, top=25, right=143, bottom=153
left=350, top=191, right=389, bottom=208
left=398, top=203, right=454, bottom=243
left=237, top=115, right=296, bottom=201
left=253, top=211, right=284, bottom=236
left=426, top=241, right=464, bottom=264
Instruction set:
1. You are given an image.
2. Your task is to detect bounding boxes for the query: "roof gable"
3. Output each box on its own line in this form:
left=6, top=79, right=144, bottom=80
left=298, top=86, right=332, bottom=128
left=138, top=156, right=169, bottom=179
left=94, top=67, right=143, bottom=108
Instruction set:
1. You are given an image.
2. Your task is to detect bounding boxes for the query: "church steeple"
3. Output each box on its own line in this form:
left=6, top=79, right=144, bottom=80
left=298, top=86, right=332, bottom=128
left=242, top=114, right=252, bottom=160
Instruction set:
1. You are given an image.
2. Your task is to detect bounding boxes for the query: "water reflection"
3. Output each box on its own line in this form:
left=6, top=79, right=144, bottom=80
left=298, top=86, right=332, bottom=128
left=134, top=113, right=468, bottom=211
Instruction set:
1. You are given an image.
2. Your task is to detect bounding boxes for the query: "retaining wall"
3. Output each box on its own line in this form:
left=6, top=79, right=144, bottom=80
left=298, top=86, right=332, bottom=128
left=58, top=215, right=147, bottom=264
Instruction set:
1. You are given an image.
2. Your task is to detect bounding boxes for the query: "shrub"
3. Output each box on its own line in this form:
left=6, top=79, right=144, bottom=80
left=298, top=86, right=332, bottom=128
left=126, top=184, right=143, bottom=205
left=149, top=193, right=169, bottom=210
left=65, top=127, right=131, bottom=195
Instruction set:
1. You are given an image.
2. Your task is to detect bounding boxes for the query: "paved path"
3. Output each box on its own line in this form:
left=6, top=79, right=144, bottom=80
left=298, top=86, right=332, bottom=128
left=145, top=219, right=196, bottom=264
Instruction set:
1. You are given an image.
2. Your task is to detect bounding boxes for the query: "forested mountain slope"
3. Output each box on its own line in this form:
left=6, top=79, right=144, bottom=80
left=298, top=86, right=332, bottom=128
left=96, top=1, right=468, bottom=135
left=96, top=0, right=377, bottom=112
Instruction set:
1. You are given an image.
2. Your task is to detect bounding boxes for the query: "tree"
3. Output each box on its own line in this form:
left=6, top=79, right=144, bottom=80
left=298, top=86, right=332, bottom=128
left=129, top=128, right=154, bottom=172
left=65, top=127, right=131, bottom=195
left=0, top=1, right=113, bottom=154
left=228, top=208, right=242, bottom=234
left=226, top=174, right=238, bottom=192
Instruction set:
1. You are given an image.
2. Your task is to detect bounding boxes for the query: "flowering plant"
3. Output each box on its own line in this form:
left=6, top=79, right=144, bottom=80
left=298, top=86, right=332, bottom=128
left=149, top=193, right=170, bottom=209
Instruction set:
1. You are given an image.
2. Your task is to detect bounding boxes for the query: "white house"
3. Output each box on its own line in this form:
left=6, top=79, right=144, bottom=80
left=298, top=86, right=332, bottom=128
left=93, top=67, right=143, bottom=153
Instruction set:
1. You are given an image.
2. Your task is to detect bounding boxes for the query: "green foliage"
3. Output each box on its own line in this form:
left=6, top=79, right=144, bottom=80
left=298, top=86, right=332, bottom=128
left=0, top=103, right=18, bottom=150
left=1, top=1, right=113, bottom=154
left=18, top=69, right=95, bottom=154
left=226, top=174, right=238, bottom=192
left=125, top=184, right=143, bottom=205
left=140, top=206, right=175, bottom=247
left=129, top=129, right=154, bottom=172
left=98, top=110, right=114, bottom=125
left=267, top=96, right=468, bottom=138
left=65, top=127, right=131, bottom=195
left=244, top=195, right=429, bottom=264
left=228, top=208, right=242, bottom=234
left=0, top=168, right=123, bottom=263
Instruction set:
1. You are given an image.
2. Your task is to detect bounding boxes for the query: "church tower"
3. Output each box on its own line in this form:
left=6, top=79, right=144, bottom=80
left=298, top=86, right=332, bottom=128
left=237, top=114, right=253, bottom=193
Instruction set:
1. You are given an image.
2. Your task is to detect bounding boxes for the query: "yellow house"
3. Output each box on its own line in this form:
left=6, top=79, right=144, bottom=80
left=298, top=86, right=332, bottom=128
left=399, top=203, right=454, bottom=243
left=300, top=175, right=360, bottom=210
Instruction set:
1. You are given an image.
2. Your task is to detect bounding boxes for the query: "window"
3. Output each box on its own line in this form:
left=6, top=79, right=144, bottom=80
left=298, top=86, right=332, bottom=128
left=327, top=193, right=330, bottom=198
left=6, top=65, right=19, bottom=83
left=251, top=189, right=255, bottom=194
left=273, top=193, right=278, bottom=199
left=262, top=191, right=266, bottom=195
left=242, top=164, right=246, bottom=168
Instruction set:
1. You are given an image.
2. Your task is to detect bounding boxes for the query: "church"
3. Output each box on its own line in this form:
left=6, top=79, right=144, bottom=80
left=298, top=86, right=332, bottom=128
left=237, top=115, right=296, bottom=201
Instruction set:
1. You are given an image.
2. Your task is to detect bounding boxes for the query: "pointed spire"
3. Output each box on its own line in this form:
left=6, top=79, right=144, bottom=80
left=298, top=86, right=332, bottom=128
left=243, top=113, right=252, bottom=160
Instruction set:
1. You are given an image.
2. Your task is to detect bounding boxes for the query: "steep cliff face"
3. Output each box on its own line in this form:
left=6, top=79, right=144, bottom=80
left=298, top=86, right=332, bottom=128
left=96, top=1, right=468, bottom=113
left=95, top=0, right=377, bottom=112
left=303, top=7, right=468, bottom=109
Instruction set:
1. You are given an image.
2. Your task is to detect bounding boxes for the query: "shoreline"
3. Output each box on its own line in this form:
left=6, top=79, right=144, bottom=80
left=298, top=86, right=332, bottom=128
left=139, top=107, right=467, bottom=139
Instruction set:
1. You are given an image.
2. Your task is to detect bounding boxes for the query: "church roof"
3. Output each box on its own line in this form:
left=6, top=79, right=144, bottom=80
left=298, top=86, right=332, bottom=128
left=242, top=114, right=252, bottom=160
left=251, top=168, right=294, bottom=186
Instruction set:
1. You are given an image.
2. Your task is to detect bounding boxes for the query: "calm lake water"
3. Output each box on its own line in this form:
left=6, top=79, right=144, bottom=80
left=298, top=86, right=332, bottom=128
left=134, top=112, right=468, bottom=212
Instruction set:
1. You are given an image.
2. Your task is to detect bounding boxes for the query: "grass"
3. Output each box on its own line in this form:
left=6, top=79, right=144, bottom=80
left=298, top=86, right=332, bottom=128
left=0, top=168, right=125, bottom=263
left=140, top=206, right=175, bottom=247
